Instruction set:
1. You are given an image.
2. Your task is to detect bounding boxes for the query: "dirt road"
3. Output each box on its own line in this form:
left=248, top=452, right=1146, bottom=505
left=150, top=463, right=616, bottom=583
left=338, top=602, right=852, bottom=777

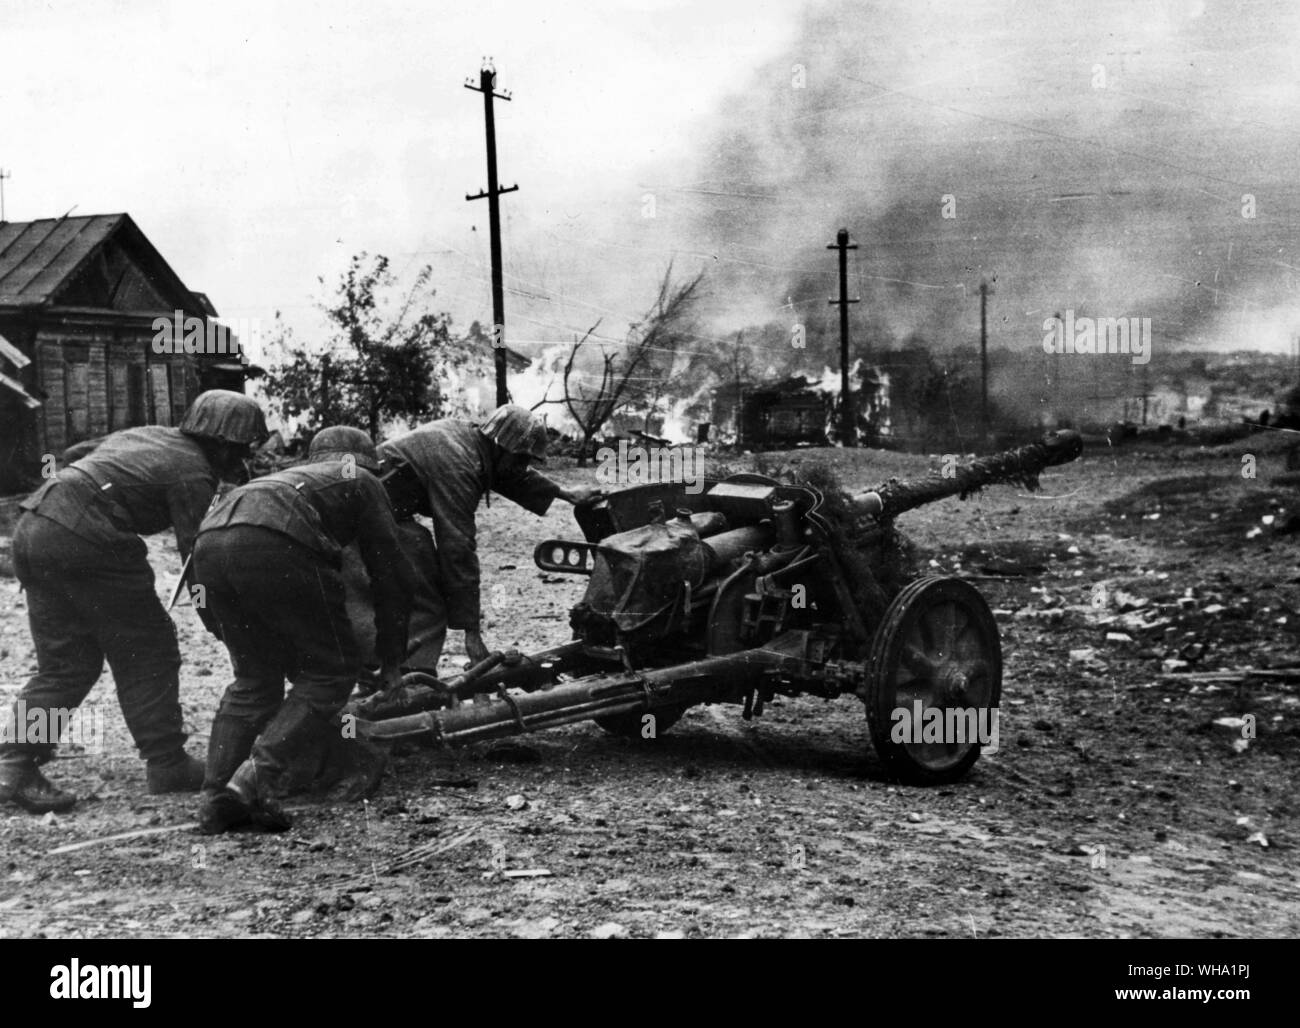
left=2, top=434, right=1297, bottom=938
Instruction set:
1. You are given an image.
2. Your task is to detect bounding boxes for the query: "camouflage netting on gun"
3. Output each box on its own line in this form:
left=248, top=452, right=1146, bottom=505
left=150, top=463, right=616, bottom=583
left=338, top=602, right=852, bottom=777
left=743, top=458, right=918, bottom=607
left=583, top=518, right=713, bottom=632
left=793, top=461, right=917, bottom=599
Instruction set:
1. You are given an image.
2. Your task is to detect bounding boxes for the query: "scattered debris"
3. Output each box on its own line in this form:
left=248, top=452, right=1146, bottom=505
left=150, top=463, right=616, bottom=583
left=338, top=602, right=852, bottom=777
left=48, top=822, right=198, bottom=855
left=373, top=829, right=478, bottom=877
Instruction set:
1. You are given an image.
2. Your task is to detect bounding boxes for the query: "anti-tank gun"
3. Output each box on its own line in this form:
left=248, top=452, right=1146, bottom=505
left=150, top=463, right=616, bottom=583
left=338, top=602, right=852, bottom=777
left=355, top=431, right=1083, bottom=784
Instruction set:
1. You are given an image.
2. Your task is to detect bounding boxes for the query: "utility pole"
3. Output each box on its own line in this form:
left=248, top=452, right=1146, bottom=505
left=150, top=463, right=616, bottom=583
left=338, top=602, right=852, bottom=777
left=827, top=228, right=859, bottom=446
left=465, top=61, right=519, bottom=407
left=0, top=169, right=10, bottom=222
left=1052, top=310, right=1061, bottom=423
left=733, top=330, right=745, bottom=447
left=979, top=280, right=993, bottom=436
left=1140, top=363, right=1151, bottom=426
left=1092, top=352, right=1101, bottom=423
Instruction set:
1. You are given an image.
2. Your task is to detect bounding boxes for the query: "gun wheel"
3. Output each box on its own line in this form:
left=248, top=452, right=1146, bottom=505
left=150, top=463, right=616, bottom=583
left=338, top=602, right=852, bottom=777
left=593, top=704, right=687, bottom=740
left=865, top=576, right=1001, bottom=785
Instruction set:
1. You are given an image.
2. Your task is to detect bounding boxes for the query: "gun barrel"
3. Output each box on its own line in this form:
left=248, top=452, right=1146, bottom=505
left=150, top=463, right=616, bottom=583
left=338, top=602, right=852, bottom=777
left=855, top=430, right=1083, bottom=520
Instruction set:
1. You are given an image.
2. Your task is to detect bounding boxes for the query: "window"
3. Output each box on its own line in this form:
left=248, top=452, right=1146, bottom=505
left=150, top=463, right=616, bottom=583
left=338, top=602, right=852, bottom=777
left=109, top=361, right=130, bottom=430
left=169, top=361, right=187, bottom=425
left=128, top=363, right=146, bottom=425
left=65, top=358, right=89, bottom=442
left=149, top=364, right=171, bottom=426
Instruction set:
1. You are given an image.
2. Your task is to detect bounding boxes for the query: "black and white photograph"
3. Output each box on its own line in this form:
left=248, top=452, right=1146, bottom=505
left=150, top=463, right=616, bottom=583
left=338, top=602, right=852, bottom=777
left=0, top=0, right=1296, bottom=961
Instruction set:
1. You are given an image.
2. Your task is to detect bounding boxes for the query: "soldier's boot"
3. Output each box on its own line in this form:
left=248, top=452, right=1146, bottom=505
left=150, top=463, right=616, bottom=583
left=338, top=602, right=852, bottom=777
left=146, top=751, right=205, bottom=795
left=199, top=702, right=312, bottom=835
left=198, top=760, right=283, bottom=835
left=254, top=695, right=339, bottom=792
left=201, top=714, right=263, bottom=794
left=196, top=715, right=263, bottom=834
left=226, top=759, right=291, bottom=833
left=235, top=694, right=339, bottom=832
left=0, top=752, right=76, bottom=814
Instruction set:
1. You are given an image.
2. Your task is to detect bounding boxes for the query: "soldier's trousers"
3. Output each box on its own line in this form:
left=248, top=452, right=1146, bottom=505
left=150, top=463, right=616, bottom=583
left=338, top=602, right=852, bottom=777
left=1, top=513, right=185, bottom=764
left=193, top=526, right=360, bottom=794
left=342, top=518, right=447, bottom=671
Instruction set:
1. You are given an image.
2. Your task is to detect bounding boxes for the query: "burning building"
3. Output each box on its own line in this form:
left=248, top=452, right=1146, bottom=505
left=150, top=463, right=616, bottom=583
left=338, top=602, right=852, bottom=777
left=711, top=363, right=889, bottom=449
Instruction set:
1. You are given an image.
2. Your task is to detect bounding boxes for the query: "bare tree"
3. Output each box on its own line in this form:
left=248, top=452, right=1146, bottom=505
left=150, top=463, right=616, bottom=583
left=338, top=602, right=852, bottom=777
left=537, top=266, right=705, bottom=465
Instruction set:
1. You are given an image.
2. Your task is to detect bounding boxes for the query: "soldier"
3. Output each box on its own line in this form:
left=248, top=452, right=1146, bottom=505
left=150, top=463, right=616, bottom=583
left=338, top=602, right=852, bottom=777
left=0, top=390, right=267, bottom=814
left=194, top=426, right=413, bottom=834
left=345, top=405, right=601, bottom=671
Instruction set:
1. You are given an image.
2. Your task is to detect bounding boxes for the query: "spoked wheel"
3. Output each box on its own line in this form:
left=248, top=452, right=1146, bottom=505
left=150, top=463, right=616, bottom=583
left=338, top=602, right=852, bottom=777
left=593, top=704, right=688, bottom=740
left=865, top=576, right=1001, bottom=785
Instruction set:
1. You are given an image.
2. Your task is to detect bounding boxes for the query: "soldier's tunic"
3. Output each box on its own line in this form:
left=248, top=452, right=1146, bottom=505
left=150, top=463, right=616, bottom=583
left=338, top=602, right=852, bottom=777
left=193, top=462, right=413, bottom=794
left=2, top=426, right=218, bottom=764
left=343, top=419, right=562, bottom=669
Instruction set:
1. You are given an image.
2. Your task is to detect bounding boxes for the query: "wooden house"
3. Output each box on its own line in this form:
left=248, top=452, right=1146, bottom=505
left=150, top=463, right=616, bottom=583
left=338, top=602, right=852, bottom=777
left=0, top=214, right=248, bottom=492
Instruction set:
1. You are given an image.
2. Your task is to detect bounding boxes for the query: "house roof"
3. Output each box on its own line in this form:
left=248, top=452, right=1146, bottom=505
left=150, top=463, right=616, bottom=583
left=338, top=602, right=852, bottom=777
left=0, top=215, right=122, bottom=305
left=0, top=213, right=204, bottom=313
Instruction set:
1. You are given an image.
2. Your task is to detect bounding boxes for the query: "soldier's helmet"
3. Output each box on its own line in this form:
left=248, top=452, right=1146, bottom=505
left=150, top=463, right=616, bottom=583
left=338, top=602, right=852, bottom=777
left=480, top=404, right=548, bottom=462
left=308, top=426, right=380, bottom=473
left=179, top=390, right=268, bottom=446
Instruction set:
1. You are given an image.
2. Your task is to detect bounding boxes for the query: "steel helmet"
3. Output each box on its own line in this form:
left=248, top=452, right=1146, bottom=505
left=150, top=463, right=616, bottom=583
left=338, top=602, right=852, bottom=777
left=308, top=426, right=380, bottom=473
left=180, top=390, right=268, bottom=446
left=479, top=404, right=549, bottom=461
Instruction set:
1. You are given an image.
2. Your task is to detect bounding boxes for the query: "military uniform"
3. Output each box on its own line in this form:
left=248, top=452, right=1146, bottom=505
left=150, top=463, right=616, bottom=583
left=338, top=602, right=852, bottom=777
left=5, top=428, right=215, bottom=766
left=194, top=454, right=413, bottom=830
left=345, top=417, right=562, bottom=670
left=0, top=390, right=267, bottom=813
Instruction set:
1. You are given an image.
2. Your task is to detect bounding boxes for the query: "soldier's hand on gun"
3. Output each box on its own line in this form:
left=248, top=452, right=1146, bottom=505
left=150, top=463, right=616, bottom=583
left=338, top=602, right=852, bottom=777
left=464, top=629, right=491, bottom=665
left=561, top=486, right=604, bottom=507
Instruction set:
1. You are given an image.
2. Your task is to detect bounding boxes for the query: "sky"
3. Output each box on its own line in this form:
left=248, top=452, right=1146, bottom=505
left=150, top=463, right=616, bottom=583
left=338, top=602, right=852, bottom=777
left=0, top=0, right=801, bottom=357
left=4, top=0, right=1300, bottom=394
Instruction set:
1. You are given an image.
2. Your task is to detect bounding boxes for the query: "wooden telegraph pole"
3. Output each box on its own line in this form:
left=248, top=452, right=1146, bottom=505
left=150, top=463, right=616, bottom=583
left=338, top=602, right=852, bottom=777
left=827, top=228, right=859, bottom=446
left=733, top=330, right=745, bottom=447
left=465, top=61, right=519, bottom=407
left=1052, top=310, right=1061, bottom=421
left=979, top=280, right=994, bottom=436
